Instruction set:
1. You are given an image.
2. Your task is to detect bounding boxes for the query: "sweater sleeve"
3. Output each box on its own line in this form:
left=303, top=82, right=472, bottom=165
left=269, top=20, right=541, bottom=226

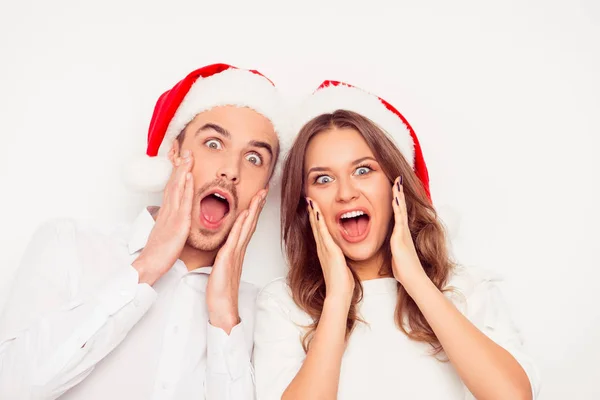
left=457, top=271, right=541, bottom=400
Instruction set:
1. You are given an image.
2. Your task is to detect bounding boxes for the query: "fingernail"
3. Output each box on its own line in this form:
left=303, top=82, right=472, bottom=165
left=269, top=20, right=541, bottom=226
left=316, top=211, right=320, bottom=221
left=182, top=149, right=191, bottom=158
left=400, top=176, right=403, bottom=186
left=397, top=180, right=400, bottom=191
left=175, top=158, right=181, bottom=166
left=395, top=197, right=399, bottom=206
left=309, top=200, right=313, bottom=210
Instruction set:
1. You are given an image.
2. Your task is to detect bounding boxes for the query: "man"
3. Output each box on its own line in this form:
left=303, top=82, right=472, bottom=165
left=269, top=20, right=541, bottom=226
left=0, top=63, right=288, bottom=399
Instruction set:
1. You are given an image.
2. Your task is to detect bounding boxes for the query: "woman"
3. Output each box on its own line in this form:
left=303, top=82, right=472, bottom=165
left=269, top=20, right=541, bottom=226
left=253, top=81, right=540, bottom=399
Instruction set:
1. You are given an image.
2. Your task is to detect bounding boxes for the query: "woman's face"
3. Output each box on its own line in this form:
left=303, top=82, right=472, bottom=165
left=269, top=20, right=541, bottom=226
left=304, top=127, right=393, bottom=262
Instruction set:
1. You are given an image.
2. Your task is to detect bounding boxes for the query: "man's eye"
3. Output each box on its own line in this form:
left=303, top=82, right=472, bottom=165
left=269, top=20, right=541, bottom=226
left=246, top=153, right=263, bottom=166
left=205, top=139, right=222, bottom=150
left=316, top=175, right=333, bottom=184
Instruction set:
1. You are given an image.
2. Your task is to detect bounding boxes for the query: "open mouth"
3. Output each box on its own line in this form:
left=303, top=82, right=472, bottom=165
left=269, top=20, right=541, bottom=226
left=199, top=190, right=231, bottom=229
left=337, top=209, right=371, bottom=243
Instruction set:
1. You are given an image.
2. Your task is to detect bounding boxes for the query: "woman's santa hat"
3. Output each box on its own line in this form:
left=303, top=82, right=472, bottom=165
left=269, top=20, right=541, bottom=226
left=293, top=80, right=460, bottom=238
left=124, top=63, right=289, bottom=192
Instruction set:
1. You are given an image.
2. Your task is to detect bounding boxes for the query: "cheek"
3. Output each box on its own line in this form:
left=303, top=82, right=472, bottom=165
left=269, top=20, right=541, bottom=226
left=305, top=186, right=333, bottom=210
left=306, top=186, right=338, bottom=230
left=367, top=180, right=393, bottom=220
left=191, top=164, right=211, bottom=186
left=237, top=172, right=268, bottom=210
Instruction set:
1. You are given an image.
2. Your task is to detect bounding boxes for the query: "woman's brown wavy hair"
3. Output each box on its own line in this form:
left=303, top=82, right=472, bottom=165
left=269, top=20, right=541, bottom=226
left=281, top=110, right=455, bottom=355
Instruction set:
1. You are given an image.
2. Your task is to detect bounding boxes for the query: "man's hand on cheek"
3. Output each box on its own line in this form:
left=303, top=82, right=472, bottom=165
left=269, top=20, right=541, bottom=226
left=132, top=151, right=195, bottom=285
left=206, top=188, right=268, bottom=334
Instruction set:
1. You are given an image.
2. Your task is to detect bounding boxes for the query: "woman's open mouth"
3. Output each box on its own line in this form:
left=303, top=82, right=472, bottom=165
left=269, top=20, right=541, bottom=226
left=337, top=208, right=371, bottom=243
left=199, top=189, right=232, bottom=230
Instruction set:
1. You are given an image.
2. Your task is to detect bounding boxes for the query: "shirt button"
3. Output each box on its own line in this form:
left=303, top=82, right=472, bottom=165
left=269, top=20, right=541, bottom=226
left=161, top=382, right=170, bottom=390
left=172, top=325, right=179, bottom=334
left=133, top=299, right=141, bottom=307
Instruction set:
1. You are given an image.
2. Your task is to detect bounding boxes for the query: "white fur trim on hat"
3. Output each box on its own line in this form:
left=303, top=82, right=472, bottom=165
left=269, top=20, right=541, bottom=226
left=293, top=83, right=415, bottom=166
left=123, top=154, right=173, bottom=193
left=160, top=68, right=289, bottom=155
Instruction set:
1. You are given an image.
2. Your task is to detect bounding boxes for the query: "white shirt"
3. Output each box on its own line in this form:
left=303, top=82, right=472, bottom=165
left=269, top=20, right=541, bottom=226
left=0, top=209, right=258, bottom=400
left=253, top=266, right=541, bottom=399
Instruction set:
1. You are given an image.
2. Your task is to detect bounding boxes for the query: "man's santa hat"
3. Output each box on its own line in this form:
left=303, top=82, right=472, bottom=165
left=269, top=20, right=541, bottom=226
left=124, top=63, right=289, bottom=192
left=292, top=80, right=460, bottom=238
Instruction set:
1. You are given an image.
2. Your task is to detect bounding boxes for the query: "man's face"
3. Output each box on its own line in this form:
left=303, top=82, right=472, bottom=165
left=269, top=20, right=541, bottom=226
left=170, top=105, right=278, bottom=252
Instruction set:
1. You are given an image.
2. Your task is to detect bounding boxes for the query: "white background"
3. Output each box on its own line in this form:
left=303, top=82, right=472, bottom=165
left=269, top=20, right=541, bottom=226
left=1, top=0, right=599, bottom=398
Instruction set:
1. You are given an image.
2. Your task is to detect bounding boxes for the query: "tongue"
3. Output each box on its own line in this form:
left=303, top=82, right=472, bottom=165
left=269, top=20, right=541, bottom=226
left=200, top=196, right=227, bottom=223
left=341, top=215, right=369, bottom=237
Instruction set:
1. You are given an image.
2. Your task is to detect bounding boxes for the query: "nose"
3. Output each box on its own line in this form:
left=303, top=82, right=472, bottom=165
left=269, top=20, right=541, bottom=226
left=336, top=177, right=359, bottom=203
left=216, top=157, right=240, bottom=184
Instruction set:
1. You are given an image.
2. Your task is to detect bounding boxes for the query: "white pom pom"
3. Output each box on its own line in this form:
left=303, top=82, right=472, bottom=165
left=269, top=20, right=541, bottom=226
left=437, top=204, right=461, bottom=240
left=122, top=154, right=173, bottom=193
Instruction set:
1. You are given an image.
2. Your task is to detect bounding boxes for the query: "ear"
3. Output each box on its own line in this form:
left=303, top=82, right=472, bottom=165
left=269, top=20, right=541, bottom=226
left=168, top=140, right=180, bottom=166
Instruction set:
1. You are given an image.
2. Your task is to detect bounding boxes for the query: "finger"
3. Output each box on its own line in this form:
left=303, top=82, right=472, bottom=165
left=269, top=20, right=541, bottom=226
left=392, top=176, right=407, bottom=227
left=310, top=199, right=337, bottom=249
left=306, top=197, right=324, bottom=252
left=221, top=209, right=250, bottom=255
left=180, top=172, right=194, bottom=219
left=308, top=197, right=332, bottom=256
left=167, top=151, right=194, bottom=209
left=162, top=150, right=190, bottom=205
left=237, top=189, right=267, bottom=252
left=174, top=151, right=194, bottom=197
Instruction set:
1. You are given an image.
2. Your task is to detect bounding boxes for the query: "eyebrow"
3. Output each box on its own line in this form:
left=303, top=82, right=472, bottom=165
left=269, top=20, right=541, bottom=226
left=306, top=156, right=378, bottom=176
left=249, top=140, right=273, bottom=159
left=351, top=156, right=377, bottom=165
left=196, top=123, right=274, bottom=159
left=195, top=123, right=231, bottom=139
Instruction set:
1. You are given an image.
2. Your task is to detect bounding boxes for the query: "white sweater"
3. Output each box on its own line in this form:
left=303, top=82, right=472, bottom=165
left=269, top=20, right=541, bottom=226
left=252, top=266, right=540, bottom=400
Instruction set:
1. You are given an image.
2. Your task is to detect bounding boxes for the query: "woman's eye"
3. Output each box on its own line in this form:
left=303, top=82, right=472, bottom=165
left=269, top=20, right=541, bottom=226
left=205, top=139, right=222, bottom=150
left=354, top=166, right=372, bottom=176
left=316, top=175, right=333, bottom=184
left=246, top=153, right=263, bottom=166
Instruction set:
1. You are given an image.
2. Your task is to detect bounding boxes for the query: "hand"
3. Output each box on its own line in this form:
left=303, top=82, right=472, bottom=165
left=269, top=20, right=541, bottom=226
left=132, top=150, right=194, bottom=285
left=306, top=197, right=355, bottom=303
left=206, top=188, right=269, bottom=333
left=390, top=176, right=426, bottom=285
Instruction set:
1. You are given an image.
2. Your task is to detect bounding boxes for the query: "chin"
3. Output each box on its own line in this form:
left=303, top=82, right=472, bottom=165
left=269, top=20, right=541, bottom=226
left=339, top=241, right=379, bottom=262
left=186, top=225, right=228, bottom=252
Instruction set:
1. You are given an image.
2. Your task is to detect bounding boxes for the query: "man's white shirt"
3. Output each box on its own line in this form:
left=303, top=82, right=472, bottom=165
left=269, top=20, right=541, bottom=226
left=0, top=209, right=257, bottom=400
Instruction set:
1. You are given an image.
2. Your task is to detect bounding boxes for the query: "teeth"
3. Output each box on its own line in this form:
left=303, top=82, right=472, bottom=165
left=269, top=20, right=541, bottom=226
left=340, top=210, right=365, bottom=219
left=214, top=193, right=226, bottom=200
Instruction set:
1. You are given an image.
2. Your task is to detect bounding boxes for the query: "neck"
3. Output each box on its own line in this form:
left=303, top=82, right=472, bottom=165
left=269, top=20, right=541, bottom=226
left=179, top=244, right=217, bottom=272
left=348, top=251, right=392, bottom=281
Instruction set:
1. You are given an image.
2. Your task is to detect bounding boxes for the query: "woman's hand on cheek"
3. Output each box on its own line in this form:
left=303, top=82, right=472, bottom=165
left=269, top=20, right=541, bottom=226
left=306, top=197, right=355, bottom=303
left=390, top=176, right=427, bottom=287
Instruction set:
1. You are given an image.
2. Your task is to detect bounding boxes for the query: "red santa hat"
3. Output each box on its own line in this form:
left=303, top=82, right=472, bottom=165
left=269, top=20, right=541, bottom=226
left=293, top=80, right=460, bottom=237
left=124, top=63, right=289, bottom=192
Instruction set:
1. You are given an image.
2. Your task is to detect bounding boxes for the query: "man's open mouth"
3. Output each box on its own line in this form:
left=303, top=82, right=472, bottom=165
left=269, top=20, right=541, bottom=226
left=199, top=190, right=231, bottom=228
